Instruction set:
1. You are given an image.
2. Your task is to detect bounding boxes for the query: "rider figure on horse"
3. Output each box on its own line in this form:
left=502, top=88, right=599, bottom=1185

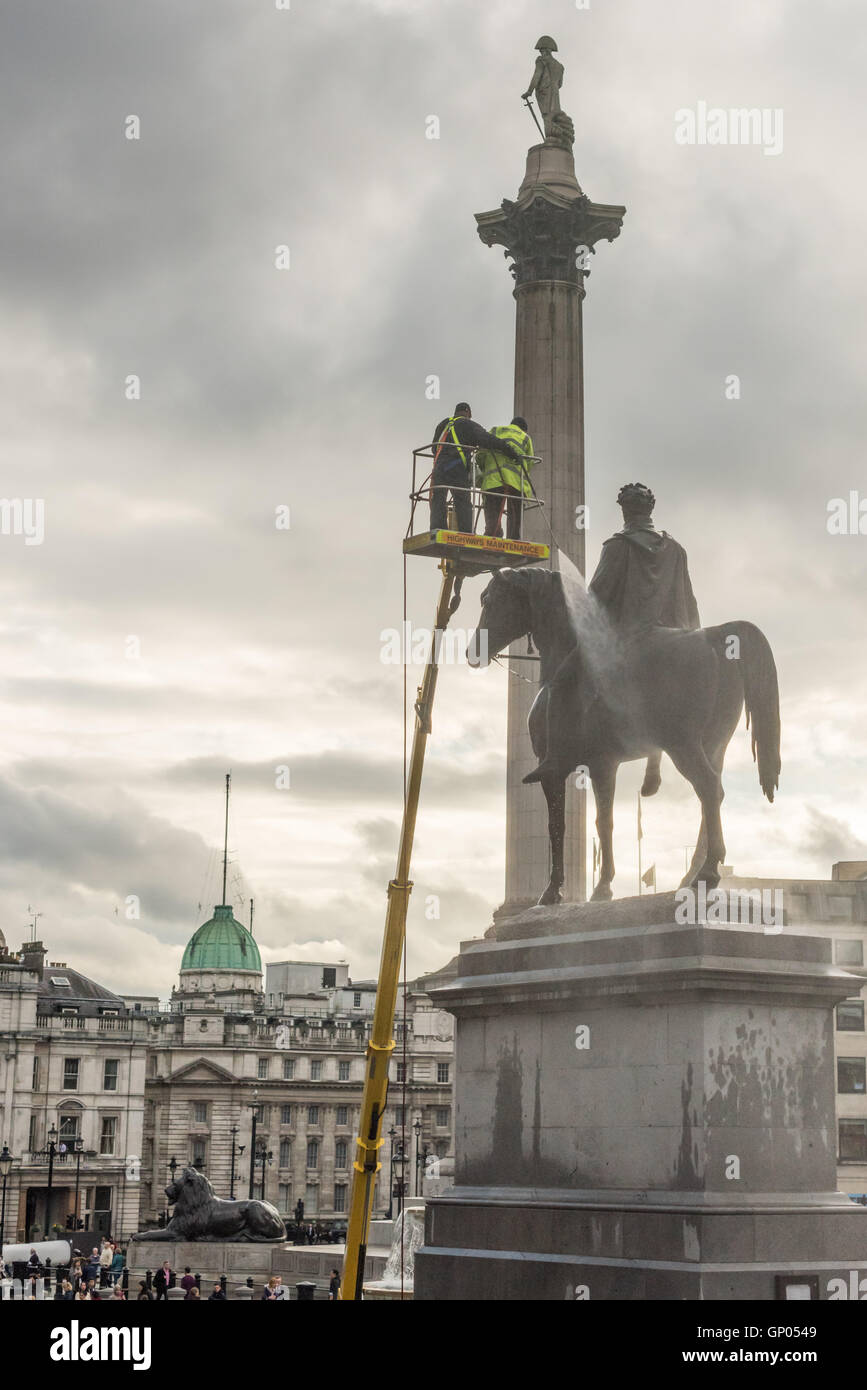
left=525, top=483, right=701, bottom=786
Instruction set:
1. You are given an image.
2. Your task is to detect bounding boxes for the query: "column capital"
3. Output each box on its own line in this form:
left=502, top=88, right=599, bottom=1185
left=476, top=191, right=625, bottom=290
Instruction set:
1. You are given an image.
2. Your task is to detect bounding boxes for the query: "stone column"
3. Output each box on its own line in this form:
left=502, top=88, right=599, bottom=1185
left=476, top=143, right=625, bottom=908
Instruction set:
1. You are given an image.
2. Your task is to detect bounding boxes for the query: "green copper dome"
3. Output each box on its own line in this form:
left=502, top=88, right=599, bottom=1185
left=181, top=905, right=262, bottom=973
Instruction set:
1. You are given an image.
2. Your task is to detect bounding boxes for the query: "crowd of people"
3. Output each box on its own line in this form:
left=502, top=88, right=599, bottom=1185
left=0, top=1237, right=128, bottom=1300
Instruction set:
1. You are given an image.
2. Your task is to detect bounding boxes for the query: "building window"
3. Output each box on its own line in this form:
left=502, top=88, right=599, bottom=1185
left=307, top=1106, right=319, bottom=1126
left=257, top=1057, right=269, bottom=1080
left=304, top=1183, right=318, bottom=1215
left=58, top=1111, right=80, bottom=1143
left=353, top=992, right=362, bottom=1008
left=395, top=1106, right=405, bottom=1127
left=278, top=1184, right=291, bottom=1211
left=282, top=1058, right=295, bottom=1080
left=191, top=1139, right=207, bottom=1169
left=279, top=1139, right=291, bottom=1167
left=838, top=1057, right=867, bottom=1094
left=86, top=1186, right=113, bottom=1237
left=281, top=1105, right=292, bottom=1125
left=63, top=1058, right=80, bottom=1091
left=306, top=1140, right=319, bottom=1169
left=834, top=939, right=864, bottom=967
left=32, top=1056, right=40, bottom=1091
left=311, top=1060, right=322, bottom=1081
left=322, top=967, right=336, bottom=988
left=103, top=1059, right=119, bottom=1092
left=335, top=1140, right=347, bottom=1169
left=839, top=1119, right=867, bottom=1161
left=100, top=1117, right=117, bottom=1156
left=336, top=1106, right=348, bottom=1127
left=339, top=1061, right=350, bottom=1082
left=396, top=1062, right=406, bottom=1083
left=437, top=1062, right=450, bottom=1084
left=193, top=1101, right=208, bottom=1123
left=436, top=1107, right=450, bottom=1128
left=837, top=999, right=866, bottom=1031
left=334, top=1184, right=347, bottom=1213
left=28, top=1114, right=37, bottom=1151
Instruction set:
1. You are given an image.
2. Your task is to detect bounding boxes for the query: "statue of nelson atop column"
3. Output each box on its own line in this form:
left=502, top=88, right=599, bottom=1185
left=522, top=36, right=575, bottom=149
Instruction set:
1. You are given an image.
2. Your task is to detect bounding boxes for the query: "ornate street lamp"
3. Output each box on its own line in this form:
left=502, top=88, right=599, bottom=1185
left=413, top=1118, right=423, bottom=1196
left=72, top=1136, right=85, bottom=1232
left=0, top=1144, right=14, bottom=1259
left=386, top=1127, right=396, bottom=1220
left=393, top=1141, right=407, bottom=1219
left=229, top=1125, right=245, bottom=1200
left=248, top=1088, right=259, bottom=1199
left=46, top=1123, right=58, bottom=1235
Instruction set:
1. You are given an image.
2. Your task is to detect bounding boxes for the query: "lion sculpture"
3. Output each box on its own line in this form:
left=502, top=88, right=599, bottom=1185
left=133, top=1166, right=286, bottom=1243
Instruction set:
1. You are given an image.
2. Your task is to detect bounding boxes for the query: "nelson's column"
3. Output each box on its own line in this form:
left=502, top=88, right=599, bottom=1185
left=476, top=36, right=625, bottom=908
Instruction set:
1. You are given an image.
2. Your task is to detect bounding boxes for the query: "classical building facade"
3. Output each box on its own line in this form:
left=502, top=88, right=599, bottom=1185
left=137, top=904, right=457, bottom=1228
left=0, top=937, right=147, bottom=1243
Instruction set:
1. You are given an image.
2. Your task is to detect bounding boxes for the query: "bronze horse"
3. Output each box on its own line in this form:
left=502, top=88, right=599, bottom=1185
left=468, top=567, right=780, bottom=905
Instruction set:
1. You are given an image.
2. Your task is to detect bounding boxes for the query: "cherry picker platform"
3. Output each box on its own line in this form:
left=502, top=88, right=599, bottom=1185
left=341, top=443, right=550, bottom=1300
left=402, top=442, right=550, bottom=571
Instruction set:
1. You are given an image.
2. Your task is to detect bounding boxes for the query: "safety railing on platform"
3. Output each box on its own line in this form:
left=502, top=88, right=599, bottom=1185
left=406, top=442, right=545, bottom=543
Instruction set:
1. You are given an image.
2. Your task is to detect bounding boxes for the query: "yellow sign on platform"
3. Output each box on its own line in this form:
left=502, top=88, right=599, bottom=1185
left=435, top=531, right=548, bottom=559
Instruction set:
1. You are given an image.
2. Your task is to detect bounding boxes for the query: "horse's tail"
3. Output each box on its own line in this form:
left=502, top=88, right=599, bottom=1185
left=708, top=621, right=781, bottom=802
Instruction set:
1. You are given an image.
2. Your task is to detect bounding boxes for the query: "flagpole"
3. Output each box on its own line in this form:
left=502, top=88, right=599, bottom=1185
left=637, top=792, right=643, bottom=896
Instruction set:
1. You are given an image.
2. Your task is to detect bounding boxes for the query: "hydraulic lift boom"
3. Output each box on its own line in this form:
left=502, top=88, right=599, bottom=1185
left=341, top=555, right=458, bottom=1300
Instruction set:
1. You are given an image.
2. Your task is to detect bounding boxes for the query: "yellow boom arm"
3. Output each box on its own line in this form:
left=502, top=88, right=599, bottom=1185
left=341, top=557, right=457, bottom=1299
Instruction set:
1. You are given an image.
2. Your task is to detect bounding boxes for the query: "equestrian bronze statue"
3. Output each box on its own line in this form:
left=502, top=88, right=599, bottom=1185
left=468, top=485, right=780, bottom=905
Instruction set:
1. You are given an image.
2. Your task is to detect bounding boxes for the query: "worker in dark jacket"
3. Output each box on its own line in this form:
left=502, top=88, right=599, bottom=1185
left=430, top=403, right=523, bottom=534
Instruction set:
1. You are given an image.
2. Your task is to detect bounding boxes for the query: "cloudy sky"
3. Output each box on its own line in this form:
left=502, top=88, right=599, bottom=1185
left=0, top=0, right=865, bottom=998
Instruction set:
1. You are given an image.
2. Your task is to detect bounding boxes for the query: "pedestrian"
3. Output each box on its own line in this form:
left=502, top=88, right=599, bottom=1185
left=99, top=1241, right=113, bottom=1287
left=85, top=1247, right=100, bottom=1283
left=187, top=1287, right=201, bottom=1300
left=180, top=1266, right=196, bottom=1297
left=110, top=1243, right=124, bottom=1286
left=27, top=1248, right=40, bottom=1271
left=153, top=1260, right=173, bottom=1301
left=328, top=1268, right=341, bottom=1301
left=262, top=1276, right=285, bottom=1300
left=136, top=1280, right=153, bottom=1301
left=112, top=1285, right=126, bottom=1300
left=207, top=1282, right=226, bottom=1301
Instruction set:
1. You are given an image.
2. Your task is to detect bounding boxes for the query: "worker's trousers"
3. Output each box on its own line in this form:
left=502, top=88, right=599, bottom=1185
left=483, top=484, right=523, bottom=539
left=430, top=460, right=473, bottom=534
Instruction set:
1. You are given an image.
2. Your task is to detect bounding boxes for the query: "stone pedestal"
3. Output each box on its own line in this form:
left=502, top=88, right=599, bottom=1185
left=475, top=143, right=625, bottom=908
left=414, top=895, right=867, bottom=1300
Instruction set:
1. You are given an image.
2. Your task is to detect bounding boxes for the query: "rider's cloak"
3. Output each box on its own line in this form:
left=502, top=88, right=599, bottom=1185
left=589, top=525, right=700, bottom=633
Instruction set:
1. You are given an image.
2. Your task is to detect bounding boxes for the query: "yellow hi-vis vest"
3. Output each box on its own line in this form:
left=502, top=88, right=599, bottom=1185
left=434, top=418, right=469, bottom=471
left=475, top=425, right=535, bottom=497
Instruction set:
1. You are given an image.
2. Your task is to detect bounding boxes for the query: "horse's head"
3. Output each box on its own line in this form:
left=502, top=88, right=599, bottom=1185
left=467, top=569, right=537, bottom=667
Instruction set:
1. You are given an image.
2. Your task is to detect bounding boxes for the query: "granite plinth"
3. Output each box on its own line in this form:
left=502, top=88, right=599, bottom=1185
left=413, top=897, right=867, bottom=1300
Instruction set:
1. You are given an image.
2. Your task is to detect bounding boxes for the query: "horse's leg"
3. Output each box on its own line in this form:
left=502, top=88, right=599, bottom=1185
left=641, top=750, right=662, bottom=797
left=589, top=757, right=618, bottom=902
left=680, top=818, right=708, bottom=889
left=679, top=667, right=742, bottom=886
left=667, top=743, right=725, bottom=888
left=537, top=773, right=565, bottom=907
